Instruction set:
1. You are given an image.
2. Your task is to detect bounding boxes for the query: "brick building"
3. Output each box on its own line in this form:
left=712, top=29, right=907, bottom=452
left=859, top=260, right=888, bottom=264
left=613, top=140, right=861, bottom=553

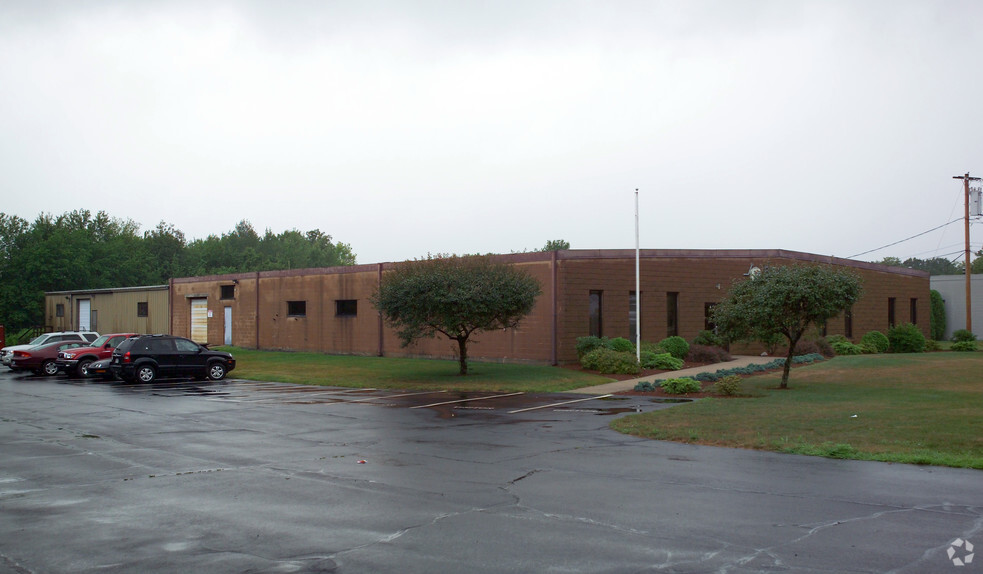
left=165, top=249, right=929, bottom=365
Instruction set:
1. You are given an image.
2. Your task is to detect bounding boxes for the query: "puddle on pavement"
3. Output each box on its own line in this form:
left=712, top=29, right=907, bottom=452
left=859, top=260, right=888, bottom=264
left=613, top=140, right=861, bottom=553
left=553, top=407, right=644, bottom=416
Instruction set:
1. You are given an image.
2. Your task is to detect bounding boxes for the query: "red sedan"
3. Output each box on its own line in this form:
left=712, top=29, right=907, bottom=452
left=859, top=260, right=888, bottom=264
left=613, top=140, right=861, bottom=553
left=10, top=341, right=87, bottom=376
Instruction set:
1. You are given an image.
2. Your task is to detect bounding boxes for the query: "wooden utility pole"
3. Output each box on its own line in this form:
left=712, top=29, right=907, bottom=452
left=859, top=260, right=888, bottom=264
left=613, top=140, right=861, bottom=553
left=953, top=173, right=981, bottom=333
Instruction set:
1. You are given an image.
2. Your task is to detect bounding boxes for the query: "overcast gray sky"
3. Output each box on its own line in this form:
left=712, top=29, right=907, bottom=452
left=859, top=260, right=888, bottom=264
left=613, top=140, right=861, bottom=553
left=2, top=0, right=981, bottom=265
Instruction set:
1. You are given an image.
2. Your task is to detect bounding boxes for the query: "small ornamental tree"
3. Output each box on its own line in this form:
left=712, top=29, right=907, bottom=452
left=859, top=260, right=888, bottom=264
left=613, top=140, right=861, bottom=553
left=372, top=255, right=542, bottom=375
left=711, top=265, right=863, bottom=389
left=930, top=289, right=946, bottom=341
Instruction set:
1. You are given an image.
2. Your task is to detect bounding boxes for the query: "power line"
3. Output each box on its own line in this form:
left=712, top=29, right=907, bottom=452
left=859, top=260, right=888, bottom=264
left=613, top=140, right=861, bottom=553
left=847, top=218, right=964, bottom=259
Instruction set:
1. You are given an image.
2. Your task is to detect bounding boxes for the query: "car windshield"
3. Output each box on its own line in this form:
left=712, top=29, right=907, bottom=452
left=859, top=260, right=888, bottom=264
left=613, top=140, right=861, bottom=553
left=28, top=335, right=47, bottom=345
left=89, top=335, right=110, bottom=347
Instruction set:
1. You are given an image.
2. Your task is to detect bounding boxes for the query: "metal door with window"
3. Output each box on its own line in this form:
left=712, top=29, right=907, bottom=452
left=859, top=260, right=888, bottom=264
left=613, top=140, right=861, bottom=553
left=224, top=307, right=232, bottom=345
left=191, top=298, right=208, bottom=343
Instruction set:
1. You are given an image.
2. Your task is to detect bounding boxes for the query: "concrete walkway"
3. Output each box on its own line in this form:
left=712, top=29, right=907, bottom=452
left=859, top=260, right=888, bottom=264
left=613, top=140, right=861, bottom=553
left=568, top=355, right=766, bottom=394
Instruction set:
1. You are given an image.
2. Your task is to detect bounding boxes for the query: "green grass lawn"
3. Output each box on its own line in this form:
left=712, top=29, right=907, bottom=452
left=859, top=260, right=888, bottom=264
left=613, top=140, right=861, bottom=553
left=220, top=346, right=612, bottom=392
left=611, top=352, right=983, bottom=469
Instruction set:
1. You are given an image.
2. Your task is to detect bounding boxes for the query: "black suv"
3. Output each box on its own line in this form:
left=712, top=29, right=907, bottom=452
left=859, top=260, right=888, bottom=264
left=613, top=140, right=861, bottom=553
left=110, top=335, right=235, bottom=383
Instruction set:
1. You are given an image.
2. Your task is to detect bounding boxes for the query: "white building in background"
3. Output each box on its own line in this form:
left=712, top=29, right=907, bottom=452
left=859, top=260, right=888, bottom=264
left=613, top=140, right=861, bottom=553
left=930, top=275, right=983, bottom=340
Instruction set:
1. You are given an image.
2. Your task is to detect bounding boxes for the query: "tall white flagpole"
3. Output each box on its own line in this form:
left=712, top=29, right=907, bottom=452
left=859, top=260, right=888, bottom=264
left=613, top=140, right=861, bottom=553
left=635, top=191, right=642, bottom=364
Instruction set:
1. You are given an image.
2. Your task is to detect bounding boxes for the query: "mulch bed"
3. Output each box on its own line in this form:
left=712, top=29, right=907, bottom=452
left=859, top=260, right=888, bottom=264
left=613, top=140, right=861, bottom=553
left=562, top=360, right=727, bottom=398
left=564, top=357, right=809, bottom=399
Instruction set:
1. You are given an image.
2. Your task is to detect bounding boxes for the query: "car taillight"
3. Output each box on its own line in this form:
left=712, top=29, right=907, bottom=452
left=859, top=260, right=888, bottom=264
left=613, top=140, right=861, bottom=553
left=122, top=351, right=131, bottom=363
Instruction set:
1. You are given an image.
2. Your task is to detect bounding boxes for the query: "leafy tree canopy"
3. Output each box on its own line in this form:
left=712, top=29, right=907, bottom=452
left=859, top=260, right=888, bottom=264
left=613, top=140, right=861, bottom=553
left=0, top=211, right=356, bottom=330
left=372, top=255, right=542, bottom=375
left=540, top=239, right=570, bottom=251
left=874, top=256, right=963, bottom=275
left=712, top=265, right=863, bottom=388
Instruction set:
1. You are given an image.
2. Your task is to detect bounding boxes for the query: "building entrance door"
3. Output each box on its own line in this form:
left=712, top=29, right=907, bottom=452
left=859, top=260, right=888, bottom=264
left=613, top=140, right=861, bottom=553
left=224, top=306, right=232, bottom=345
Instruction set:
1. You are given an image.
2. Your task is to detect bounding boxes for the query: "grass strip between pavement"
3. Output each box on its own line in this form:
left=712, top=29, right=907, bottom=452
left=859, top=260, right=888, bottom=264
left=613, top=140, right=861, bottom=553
left=219, top=346, right=612, bottom=393
left=610, top=353, right=983, bottom=469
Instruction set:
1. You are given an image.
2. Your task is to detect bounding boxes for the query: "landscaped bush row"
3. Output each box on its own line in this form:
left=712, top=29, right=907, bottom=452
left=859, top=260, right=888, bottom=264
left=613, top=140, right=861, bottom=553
left=576, top=333, right=730, bottom=375
left=827, top=324, right=956, bottom=356
left=581, top=347, right=640, bottom=375
left=632, top=354, right=826, bottom=392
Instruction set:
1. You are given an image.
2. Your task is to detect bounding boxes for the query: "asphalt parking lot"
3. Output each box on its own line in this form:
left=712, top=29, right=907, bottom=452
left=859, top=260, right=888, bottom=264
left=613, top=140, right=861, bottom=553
left=1, top=370, right=981, bottom=573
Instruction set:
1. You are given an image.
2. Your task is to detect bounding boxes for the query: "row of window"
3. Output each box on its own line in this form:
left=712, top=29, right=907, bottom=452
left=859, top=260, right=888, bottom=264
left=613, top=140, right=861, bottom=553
left=56, top=302, right=152, bottom=318
left=287, top=300, right=358, bottom=318
left=58, top=299, right=359, bottom=320
left=588, top=291, right=917, bottom=340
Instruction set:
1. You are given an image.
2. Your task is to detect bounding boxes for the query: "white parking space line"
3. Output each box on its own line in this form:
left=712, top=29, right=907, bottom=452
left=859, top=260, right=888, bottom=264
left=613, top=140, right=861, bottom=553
left=409, top=392, right=524, bottom=409
left=349, top=390, right=447, bottom=403
left=507, top=394, right=613, bottom=414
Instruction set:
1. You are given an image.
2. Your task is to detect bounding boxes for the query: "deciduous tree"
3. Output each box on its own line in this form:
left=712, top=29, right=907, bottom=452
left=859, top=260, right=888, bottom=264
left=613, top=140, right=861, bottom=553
left=712, top=265, right=863, bottom=388
left=372, top=255, right=541, bottom=375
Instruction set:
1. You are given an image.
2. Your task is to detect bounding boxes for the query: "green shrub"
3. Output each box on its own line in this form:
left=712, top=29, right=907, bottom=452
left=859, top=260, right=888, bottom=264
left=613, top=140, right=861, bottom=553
left=952, top=329, right=977, bottom=343
left=931, top=289, right=946, bottom=341
left=580, top=347, right=640, bottom=375
left=660, top=377, right=702, bottom=394
left=713, top=375, right=742, bottom=396
left=793, top=340, right=820, bottom=356
left=951, top=340, right=977, bottom=352
left=639, top=341, right=664, bottom=355
left=633, top=381, right=656, bottom=392
left=832, top=341, right=863, bottom=355
left=826, top=334, right=849, bottom=345
left=576, top=336, right=608, bottom=359
left=608, top=337, right=636, bottom=354
left=659, top=336, right=690, bottom=360
left=924, top=339, right=941, bottom=351
left=860, top=331, right=889, bottom=353
left=641, top=352, right=684, bottom=370
left=692, top=330, right=725, bottom=348
left=887, top=323, right=926, bottom=353
left=687, top=344, right=732, bottom=364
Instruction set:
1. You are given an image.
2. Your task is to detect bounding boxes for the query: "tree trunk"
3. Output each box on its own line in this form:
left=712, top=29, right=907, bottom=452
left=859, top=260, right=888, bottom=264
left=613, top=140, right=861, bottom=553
left=457, top=337, right=469, bottom=375
left=781, top=334, right=801, bottom=389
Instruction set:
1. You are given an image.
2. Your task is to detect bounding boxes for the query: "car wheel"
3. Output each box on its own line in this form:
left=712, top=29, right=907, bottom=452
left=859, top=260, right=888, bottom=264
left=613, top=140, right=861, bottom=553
left=77, top=359, right=93, bottom=378
left=136, top=365, right=157, bottom=383
left=42, top=360, right=59, bottom=376
left=207, top=362, right=227, bottom=381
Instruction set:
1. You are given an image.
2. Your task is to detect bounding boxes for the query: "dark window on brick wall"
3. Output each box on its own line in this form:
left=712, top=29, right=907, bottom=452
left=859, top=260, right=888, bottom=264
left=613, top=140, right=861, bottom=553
left=221, top=285, right=235, bottom=300
left=667, top=292, right=679, bottom=337
left=888, top=298, right=896, bottom=328
left=589, top=291, right=603, bottom=337
left=845, top=307, right=853, bottom=339
left=336, top=299, right=357, bottom=317
left=137, top=302, right=148, bottom=317
left=910, top=298, right=917, bottom=325
left=56, top=303, right=64, bottom=317
left=287, top=300, right=307, bottom=317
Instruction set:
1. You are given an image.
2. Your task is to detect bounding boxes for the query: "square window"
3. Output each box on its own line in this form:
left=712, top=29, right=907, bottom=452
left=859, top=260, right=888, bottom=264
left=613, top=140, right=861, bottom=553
left=336, top=300, right=357, bottom=317
left=137, top=302, right=148, bottom=317
left=287, top=301, right=307, bottom=317
left=221, top=285, right=235, bottom=300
